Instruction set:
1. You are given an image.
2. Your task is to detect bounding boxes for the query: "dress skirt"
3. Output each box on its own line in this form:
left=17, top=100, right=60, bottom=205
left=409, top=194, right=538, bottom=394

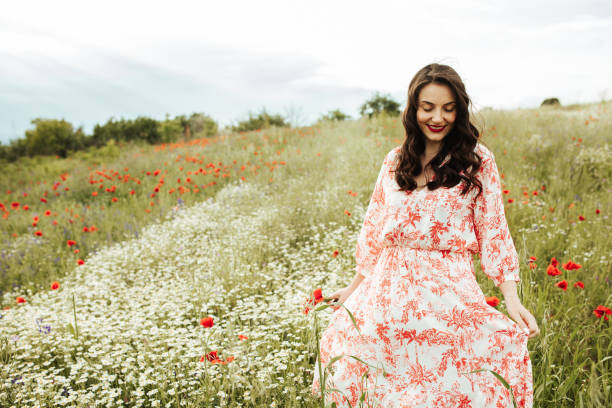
left=311, top=246, right=533, bottom=408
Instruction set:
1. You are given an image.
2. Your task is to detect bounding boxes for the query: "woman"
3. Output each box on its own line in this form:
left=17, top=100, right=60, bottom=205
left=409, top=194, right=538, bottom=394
left=311, top=63, right=539, bottom=408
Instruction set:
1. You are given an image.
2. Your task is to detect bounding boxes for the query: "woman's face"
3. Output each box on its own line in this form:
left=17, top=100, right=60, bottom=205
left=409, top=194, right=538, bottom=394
left=416, top=82, right=456, bottom=146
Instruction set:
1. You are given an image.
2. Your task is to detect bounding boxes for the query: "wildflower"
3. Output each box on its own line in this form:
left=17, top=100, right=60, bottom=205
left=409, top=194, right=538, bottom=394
left=485, top=296, right=500, bottom=307
left=34, top=230, right=43, bottom=237
left=16, top=297, right=26, bottom=304
left=44, top=210, right=51, bottom=216
left=77, top=259, right=85, bottom=265
left=555, top=280, right=568, bottom=291
left=206, top=350, right=218, bottom=362
left=200, top=317, right=214, bottom=328
left=529, top=256, right=537, bottom=261
left=344, top=210, right=351, bottom=216
left=51, top=281, right=60, bottom=290
left=40, top=197, right=47, bottom=203
left=507, top=198, right=514, bottom=203
left=67, top=240, right=76, bottom=247
left=238, top=334, right=248, bottom=341
left=332, top=250, right=339, bottom=258
left=562, top=260, right=582, bottom=270
left=573, top=281, right=584, bottom=289
left=593, top=305, right=612, bottom=321
left=550, top=257, right=559, bottom=267
left=83, top=226, right=89, bottom=232
left=546, top=264, right=561, bottom=276
left=595, top=209, right=600, bottom=214
left=11, top=202, right=19, bottom=209
left=578, top=215, right=585, bottom=221
left=313, top=288, right=324, bottom=304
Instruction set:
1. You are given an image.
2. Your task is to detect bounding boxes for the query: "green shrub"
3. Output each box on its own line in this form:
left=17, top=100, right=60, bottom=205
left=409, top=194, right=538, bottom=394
left=23, top=118, right=85, bottom=158
left=318, top=109, right=351, bottom=122
left=231, top=108, right=289, bottom=132
left=359, top=92, right=401, bottom=118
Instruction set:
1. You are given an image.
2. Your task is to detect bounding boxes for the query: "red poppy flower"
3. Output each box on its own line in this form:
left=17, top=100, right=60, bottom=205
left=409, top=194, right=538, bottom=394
left=593, top=305, right=612, bottom=321
left=77, top=259, right=84, bottom=265
left=51, top=281, right=60, bottom=290
left=11, top=202, right=19, bottom=209
left=550, top=257, right=559, bottom=267
left=507, top=198, right=514, bottom=203
left=34, top=230, right=43, bottom=237
left=40, top=197, right=47, bottom=203
left=578, top=215, right=585, bottom=221
left=595, top=209, right=600, bottom=214
left=313, top=288, right=323, bottom=304
left=485, top=296, right=500, bottom=307
left=67, top=240, right=76, bottom=247
left=546, top=264, right=561, bottom=276
left=16, top=296, right=26, bottom=303
left=238, top=334, right=248, bottom=340
left=573, top=281, right=584, bottom=289
left=44, top=210, right=51, bottom=216
left=332, top=250, right=339, bottom=258
left=562, top=260, right=582, bottom=270
left=83, top=226, right=89, bottom=232
left=200, top=316, right=214, bottom=328
left=206, top=350, right=218, bottom=362
left=555, top=280, right=568, bottom=291
left=529, top=256, right=537, bottom=261
left=23, top=205, right=29, bottom=211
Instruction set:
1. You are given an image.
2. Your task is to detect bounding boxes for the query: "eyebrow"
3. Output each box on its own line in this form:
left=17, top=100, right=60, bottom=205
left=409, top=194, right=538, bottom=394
left=420, top=100, right=456, bottom=106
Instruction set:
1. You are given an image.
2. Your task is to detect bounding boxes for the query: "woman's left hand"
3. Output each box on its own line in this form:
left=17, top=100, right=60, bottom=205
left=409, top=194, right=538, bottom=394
left=505, top=297, right=540, bottom=339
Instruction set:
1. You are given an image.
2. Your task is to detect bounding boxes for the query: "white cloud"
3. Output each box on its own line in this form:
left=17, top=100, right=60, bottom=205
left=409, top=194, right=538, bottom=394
left=0, top=0, right=611, bottom=143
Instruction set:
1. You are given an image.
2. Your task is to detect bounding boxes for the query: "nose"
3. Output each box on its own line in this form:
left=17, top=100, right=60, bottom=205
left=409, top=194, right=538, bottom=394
left=431, top=109, right=444, bottom=123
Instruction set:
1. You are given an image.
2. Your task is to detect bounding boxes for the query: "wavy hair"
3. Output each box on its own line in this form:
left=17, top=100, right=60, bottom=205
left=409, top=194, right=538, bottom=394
left=394, top=63, right=485, bottom=199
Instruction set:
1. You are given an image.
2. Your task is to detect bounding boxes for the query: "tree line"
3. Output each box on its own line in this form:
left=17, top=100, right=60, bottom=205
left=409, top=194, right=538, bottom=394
left=0, top=92, right=401, bottom=162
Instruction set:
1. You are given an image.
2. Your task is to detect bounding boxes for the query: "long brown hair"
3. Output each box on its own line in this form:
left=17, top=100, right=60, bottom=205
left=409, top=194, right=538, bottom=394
left=395, top=63, right=484, bottom=198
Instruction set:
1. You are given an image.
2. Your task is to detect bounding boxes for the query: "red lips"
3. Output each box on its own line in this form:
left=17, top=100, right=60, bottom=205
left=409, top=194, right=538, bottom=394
left=426, top=125, right=446, bottom=133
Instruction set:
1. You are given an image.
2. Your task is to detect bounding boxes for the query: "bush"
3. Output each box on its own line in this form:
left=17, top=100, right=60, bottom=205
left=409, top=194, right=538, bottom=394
left=23, top=118, right=84, bottom=158
left=231, top=108, right=289, bottom=132
left=158, top=114, right=183, bottom=143
left=359, top=92, right=401, bottom=118
left=187, top=113, right=218, bottom=138
left=92, top=116, right=161, bottom=146
left=541, top=98, right=561, bottom=107
left=318, top=109, right=351, bottom=122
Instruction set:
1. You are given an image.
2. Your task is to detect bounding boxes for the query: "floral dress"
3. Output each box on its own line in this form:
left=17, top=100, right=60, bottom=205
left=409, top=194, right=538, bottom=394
left=311, top=143, right=533, bottom=408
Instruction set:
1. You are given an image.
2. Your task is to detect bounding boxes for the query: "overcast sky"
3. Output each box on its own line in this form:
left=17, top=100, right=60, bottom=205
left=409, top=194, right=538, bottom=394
left=1, top=0, right=611, bottom=144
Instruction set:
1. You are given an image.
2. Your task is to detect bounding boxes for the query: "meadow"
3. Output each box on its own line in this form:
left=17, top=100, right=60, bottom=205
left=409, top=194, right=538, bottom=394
left=0, top=102, right=611, bottom=407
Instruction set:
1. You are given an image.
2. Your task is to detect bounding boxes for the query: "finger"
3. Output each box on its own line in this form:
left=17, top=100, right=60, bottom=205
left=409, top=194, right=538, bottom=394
left=509, top=314, right=528, bottom=331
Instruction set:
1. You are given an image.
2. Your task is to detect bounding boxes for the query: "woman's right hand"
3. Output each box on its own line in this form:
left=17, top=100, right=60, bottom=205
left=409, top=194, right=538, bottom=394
left=327, top=286, right=355, bottom=312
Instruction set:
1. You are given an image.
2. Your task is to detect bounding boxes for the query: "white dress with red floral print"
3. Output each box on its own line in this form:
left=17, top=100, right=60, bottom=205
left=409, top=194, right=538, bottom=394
left=311, top=143, right=533, bottom=408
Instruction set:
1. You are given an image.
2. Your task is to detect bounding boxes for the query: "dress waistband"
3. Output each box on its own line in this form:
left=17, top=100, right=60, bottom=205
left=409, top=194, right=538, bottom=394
left=383, top=245, right=472, bottom=258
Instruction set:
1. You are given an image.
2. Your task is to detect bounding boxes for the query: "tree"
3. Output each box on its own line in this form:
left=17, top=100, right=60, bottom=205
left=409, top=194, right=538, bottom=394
left=359, top=92, right=401, bottom=118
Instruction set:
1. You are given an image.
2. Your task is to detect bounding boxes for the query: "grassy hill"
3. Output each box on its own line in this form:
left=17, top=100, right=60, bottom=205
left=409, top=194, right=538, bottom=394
left=0, top=102, right=610, bottom=406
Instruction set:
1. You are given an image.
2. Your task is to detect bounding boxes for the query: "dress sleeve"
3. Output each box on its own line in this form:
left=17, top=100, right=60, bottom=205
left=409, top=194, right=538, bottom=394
left=354, top=152, right=389, bottom=279
left=472, top=148, right=521, bottom=287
